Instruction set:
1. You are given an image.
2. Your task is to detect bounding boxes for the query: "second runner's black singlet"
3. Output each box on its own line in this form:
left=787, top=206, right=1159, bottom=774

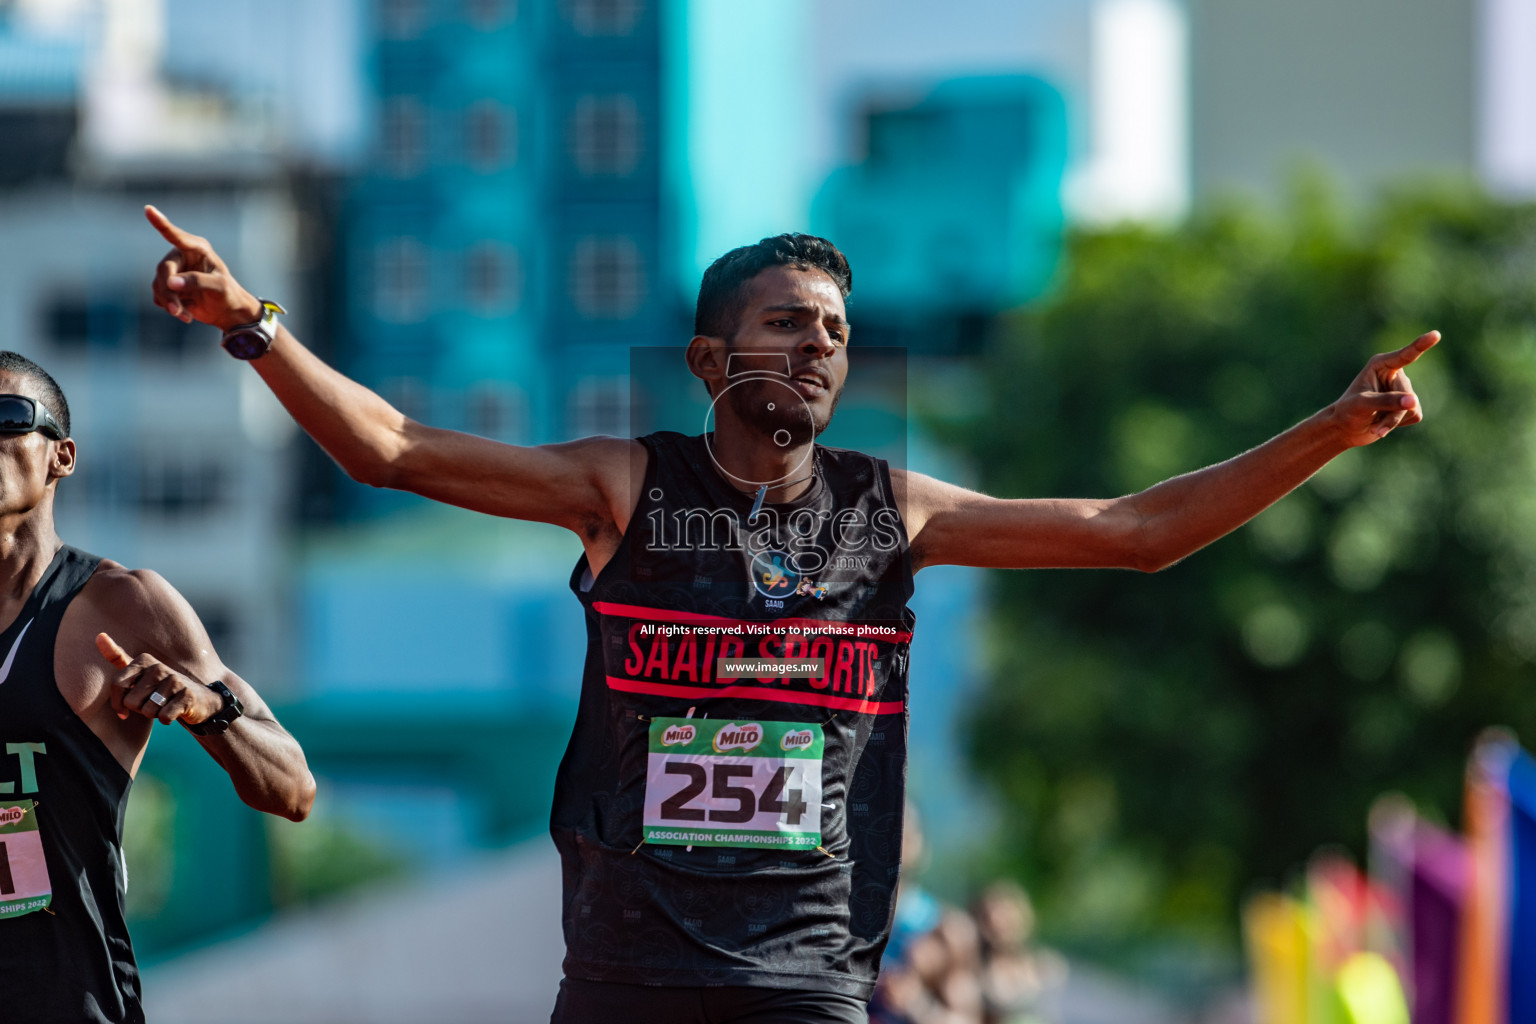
left=552, top=432, right=917, bottom=998
left=0, top=546, right=142, bottom=1024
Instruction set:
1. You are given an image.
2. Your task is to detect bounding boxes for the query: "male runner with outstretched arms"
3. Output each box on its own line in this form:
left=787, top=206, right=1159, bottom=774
left=0, top=350, right=315, bottom=1024
left=143, top=205, right=1435, bottom=1023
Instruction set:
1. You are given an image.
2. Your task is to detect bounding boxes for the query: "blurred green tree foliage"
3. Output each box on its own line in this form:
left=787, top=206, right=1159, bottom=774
left=951, top=182, right=1536, bottom=954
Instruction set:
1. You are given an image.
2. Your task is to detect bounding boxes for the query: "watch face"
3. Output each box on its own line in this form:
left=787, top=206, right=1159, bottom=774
left=190, top=682, right=243, bottom=735
left=222, top=329, right=270, bottom=360
left=215, top=683, right=243, bottom=717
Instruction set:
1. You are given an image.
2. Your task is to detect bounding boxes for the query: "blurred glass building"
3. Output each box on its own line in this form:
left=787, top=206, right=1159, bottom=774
left=813, top=75, right=1068, bottom=353
left=290, top=0, right=682, bottom=920
left=340, top=0, right=677, bottom=524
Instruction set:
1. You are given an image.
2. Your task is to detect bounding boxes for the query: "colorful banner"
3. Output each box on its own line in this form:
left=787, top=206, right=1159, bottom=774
left=1243, top=734, right=1536, bottom=1024
left=1458, top=736, right=1512, bottom=1024
left=1505, top=748, right=1536, bottom=1024
left=1244, top=892, right=1311, bottom=1024
left=1409, top=819, right=1467, bottom=1024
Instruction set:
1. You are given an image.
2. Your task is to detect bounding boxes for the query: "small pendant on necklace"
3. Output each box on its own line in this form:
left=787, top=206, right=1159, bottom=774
left=749, top=484, right=768, bottom=522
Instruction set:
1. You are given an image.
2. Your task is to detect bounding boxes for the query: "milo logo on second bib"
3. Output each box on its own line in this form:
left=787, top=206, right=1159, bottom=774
left=660, top=724, right=696, bottom=746
left=0, top=805, right=26, bottom=827
left=713, top=723, right=763, bottom=753
left=780, top=729, right=815, bottom=752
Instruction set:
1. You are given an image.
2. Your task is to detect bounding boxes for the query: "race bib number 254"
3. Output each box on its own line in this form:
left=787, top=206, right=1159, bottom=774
left=643, top=718, right=823, bottom=850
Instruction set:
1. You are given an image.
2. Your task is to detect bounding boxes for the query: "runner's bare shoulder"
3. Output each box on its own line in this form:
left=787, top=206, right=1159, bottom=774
left=49, top=562, right=173, bottom=756
left=59, top=562, right=213, bottom=682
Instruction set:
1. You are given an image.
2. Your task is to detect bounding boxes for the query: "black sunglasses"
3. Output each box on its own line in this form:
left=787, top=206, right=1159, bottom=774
left=0, top=395, right=65, bottom=440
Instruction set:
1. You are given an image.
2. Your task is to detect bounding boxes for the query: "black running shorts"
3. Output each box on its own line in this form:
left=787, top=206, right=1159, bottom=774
left=550, top=978, right=869, bottom=1024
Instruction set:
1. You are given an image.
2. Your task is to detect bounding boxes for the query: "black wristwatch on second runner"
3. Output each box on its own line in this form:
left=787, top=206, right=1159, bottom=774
left=186, top=681, right=244, bottom=736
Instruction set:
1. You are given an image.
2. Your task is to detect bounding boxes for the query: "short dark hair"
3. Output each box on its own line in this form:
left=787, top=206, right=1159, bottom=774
left=694, top=233, right=853, bottom=339
left=0, top=351, right=70, bottom=437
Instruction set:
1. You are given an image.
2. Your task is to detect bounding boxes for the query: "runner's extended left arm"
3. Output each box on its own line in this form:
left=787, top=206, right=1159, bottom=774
left=901, top=332, right=1438, bottom=572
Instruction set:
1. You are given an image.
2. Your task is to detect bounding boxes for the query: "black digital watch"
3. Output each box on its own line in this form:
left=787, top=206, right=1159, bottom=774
left=186, top=681, right=245, bottom=736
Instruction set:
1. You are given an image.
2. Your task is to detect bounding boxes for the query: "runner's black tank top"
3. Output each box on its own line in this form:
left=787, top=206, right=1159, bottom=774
left=552, top=432, right=917, bottom=998
left=0, top=546, right=141, bottom=1024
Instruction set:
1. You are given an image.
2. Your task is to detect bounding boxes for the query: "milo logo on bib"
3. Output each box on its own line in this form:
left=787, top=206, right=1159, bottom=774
left=661, top=724, right=696, bottom=746
left=780, top=729, right=814, bottom=752
left=713, top=723, right=762, bottom=753
left=0, top=806, right=25, bottom=827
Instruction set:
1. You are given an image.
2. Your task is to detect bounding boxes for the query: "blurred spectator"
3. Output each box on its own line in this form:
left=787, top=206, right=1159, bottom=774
left=871, top=808, right=1064, bottom=1024
left=972, top=881, right=1061, bottom=1023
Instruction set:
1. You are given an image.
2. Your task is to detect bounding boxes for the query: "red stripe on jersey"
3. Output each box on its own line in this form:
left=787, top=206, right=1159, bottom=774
left=605, top=675, right=905, bottom=716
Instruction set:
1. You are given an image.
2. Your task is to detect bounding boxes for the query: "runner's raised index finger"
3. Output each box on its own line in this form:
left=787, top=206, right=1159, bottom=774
left=1378, top=331, right=1440, bottom=374
left=144, top=205, right=200, bottom=251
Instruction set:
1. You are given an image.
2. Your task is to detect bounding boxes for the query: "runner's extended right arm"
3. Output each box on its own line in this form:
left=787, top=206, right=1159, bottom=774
left=143, top=205, right=636, bottom=531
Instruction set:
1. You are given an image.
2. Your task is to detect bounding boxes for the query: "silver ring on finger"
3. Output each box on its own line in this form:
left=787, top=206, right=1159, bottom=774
left=148, top=691, right=168, bottom=707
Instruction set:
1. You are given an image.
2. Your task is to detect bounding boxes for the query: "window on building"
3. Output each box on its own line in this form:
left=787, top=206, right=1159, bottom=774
left=137, top=459, right=228, bottom=518
left=464, top=0, right=513, bottom=29
left=570, top=94, right=641, bottom=177
left=373, top=237, right=430, bottom=323
left=381, top=96, right=427, bottom=176
left=465, top=242, right=521, bottom=312
left=43, top=296, right=93, bottom=349
left=464, top=100, right=514, bottom=170
left=568, top=376, right=629, bottom=438
left=43, top=294, right=199, bottom=358
left=564, top=0, right=641, bottom=36
left=42, top=295, right=130, bottom=350
left=569, top=236, right=645, bottom=319
left=379, top=0, right=427, bottom=39
left=137, top=304, right=201, bottom=360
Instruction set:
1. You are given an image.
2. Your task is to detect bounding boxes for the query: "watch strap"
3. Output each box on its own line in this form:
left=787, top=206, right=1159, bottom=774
left=186, top=680, right=245, bottom=736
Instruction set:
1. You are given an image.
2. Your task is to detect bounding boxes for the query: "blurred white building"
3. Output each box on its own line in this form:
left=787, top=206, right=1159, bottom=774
left=1188, top=0, right=1536, bottom=203
left=1, top=191, right=303, bottom=689
left=800, top=0, right=1536, bottom=228
left=0, top=0, right=336, bottom=692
